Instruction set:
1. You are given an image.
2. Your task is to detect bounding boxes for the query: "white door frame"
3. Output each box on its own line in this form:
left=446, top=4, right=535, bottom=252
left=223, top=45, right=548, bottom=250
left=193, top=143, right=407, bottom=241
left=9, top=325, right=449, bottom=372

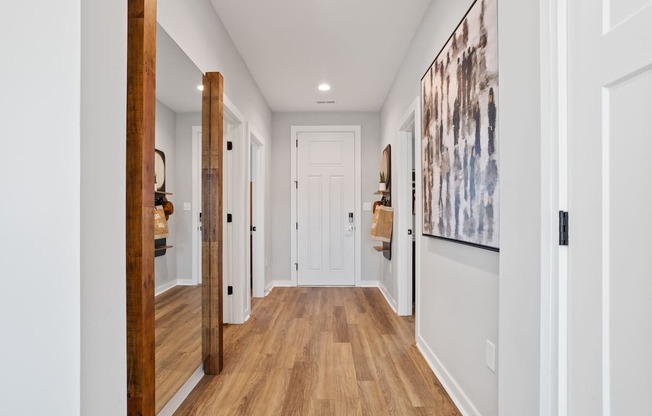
left=223, top=95, right=248, bottom=324
left=191, top=125, right=203, bottom=286
left=246, top=124, right=266, bottom=301
left=539, top=0, right=566, bottom=414
left=290, top=125, right=362, bottom=286
left=396, top=98, right=421, bottom=316
left=191, top=98, right=249, bottom=324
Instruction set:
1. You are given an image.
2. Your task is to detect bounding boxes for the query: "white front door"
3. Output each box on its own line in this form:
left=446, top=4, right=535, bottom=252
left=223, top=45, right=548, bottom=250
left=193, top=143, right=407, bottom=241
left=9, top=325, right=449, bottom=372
left=567, top=2, right=652, bottom=414
left=297, top=131, right=355, bottom=286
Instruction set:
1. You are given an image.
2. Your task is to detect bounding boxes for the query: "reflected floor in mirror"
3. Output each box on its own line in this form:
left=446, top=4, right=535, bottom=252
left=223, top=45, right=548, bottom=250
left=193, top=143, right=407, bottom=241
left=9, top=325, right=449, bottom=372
left=155, top=285, right=202, bottom=413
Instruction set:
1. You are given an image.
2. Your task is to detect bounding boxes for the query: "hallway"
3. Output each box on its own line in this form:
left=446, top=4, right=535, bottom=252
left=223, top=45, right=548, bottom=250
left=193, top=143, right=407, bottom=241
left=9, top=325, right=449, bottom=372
left=174, top=287, right=460, bottom=415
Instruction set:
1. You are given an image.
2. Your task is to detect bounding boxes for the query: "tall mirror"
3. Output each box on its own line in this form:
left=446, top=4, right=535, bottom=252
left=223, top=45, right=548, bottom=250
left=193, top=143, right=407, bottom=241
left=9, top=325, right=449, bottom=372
left=154, top=24, right=204, bottom=414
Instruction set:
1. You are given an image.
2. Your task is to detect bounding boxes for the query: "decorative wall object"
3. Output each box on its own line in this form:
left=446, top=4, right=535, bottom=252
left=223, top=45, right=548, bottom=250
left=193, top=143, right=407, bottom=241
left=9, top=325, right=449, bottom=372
left=421, top=0, right=499, bottom=250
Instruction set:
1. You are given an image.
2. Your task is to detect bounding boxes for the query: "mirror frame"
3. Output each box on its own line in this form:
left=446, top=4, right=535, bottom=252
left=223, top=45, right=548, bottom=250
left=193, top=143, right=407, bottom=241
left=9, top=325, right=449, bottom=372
left=125, top=0, right=223, bottom=412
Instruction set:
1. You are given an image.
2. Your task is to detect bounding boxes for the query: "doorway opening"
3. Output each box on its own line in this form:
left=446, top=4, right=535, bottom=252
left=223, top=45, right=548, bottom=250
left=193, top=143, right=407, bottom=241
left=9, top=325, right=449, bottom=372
left=396, top=98, right=421, bottom=316
left=247, top=126, right=266, bottom=300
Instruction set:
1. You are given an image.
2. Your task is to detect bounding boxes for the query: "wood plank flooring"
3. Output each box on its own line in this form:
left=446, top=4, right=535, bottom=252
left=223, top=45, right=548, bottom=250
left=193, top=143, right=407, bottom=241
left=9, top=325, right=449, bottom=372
left=174, top=287, right=460, bottom=415
left=155, top=285, right=203, bottom=413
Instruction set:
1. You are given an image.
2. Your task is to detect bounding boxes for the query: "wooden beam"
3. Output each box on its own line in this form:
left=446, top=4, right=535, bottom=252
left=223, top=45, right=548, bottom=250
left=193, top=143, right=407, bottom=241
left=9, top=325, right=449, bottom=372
left=201, top=72, right=224, bottom=374
left=126, top=0, right=156, bottom=414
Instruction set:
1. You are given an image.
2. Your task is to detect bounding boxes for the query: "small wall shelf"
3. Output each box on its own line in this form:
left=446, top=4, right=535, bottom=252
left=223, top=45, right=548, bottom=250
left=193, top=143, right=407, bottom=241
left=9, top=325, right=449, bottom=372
left=373, top=190, right=391, bottom=195
left=373, top=246, right=390, bottom=252
left=155, top=190, right=173, bottom=195
left=155, top=245, right=173, bottom=251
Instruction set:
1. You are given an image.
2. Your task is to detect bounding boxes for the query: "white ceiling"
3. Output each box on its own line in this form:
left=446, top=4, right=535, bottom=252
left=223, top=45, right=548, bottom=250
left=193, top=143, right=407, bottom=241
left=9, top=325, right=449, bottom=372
left=157, top=25, right=204, bottom=113
left=210, top=0, right=433, bottom=112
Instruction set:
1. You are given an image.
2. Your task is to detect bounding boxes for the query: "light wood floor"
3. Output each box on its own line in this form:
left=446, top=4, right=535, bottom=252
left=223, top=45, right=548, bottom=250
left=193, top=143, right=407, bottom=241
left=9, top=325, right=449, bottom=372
left=174, top=287, right=460, bottom=415
left=156, top=285, right=203, bottom=413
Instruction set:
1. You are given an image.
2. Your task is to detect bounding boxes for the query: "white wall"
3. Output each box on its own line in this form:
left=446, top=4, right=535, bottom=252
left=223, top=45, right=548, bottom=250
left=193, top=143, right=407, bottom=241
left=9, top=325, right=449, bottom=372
left=497, top=0, right=542, bottom=414
left=79, top=0, right=127, bottom=414
left=270, top=112, right=381, bottom=286
left=380, top=0, right=545, bottom=415
left=155, top=100, right=179, bottom=290
left=380, top=1, right=500, bottom=415
left=158, top=0, right=273, bottom=288
left=0, top=0, right=81, bottom=415
left=174, top=112, right=203, bottom=283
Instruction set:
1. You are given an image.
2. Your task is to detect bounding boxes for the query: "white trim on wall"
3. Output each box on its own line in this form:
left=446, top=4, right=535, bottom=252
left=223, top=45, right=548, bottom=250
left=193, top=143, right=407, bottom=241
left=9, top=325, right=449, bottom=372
left=416, top=334, right=482, bottom=416
left=191, top=126, right=202, bottom=286
left=223, top=95, right=248, bottom=324
left=290, top=125, right=362, bottom=287
left=539, top=0, right=566, bottom=415
left=156, top=364, right=204, bottom=416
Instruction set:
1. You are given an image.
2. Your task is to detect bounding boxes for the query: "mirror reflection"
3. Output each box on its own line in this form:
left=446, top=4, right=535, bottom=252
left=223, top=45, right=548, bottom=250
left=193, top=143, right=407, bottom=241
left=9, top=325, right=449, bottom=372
left=154, top=24, right=204, bottom=414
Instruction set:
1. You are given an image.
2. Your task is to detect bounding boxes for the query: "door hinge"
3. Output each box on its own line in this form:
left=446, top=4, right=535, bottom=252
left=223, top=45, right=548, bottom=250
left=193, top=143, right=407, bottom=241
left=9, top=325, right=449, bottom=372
left=296, top=222, right=298, bottom=230
left=559, top=210, right=569, bottom=246
left=227, top=141, right=233, bottom=151
left=227, top=213, right=233, bottom=223
left=295, top=263, right=298, bottom=271
left=296, top=139, right=298, bottom=148
left=227, top=285, right=233, bottom=295
left=295, top=181, right=298, bottom=189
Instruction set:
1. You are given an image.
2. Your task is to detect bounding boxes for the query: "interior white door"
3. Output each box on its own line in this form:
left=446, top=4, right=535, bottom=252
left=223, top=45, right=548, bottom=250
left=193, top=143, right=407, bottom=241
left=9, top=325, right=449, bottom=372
left=567, top=2, right=652, bottom=415
left=297, top=131, right=355, bottom=286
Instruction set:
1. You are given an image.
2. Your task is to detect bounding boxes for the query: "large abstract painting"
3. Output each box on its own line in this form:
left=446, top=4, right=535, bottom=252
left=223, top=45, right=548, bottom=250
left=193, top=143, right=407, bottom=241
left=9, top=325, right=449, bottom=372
left=421, top=0, right=499, bottom=250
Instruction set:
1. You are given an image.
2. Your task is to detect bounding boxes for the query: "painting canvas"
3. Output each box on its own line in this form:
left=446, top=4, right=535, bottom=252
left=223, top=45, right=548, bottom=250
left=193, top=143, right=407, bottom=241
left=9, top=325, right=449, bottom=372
left=421, top=0, right=499, bottom=250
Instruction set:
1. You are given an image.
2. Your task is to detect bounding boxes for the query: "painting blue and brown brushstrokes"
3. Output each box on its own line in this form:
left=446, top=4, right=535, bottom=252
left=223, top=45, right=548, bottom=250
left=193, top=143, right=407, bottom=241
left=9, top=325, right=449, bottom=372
left=421, top=0, right=499, bottom=250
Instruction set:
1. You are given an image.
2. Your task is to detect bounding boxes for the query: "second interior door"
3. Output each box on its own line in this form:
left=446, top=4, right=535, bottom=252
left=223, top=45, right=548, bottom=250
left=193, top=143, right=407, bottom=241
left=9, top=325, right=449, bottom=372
left=297, top=131, right=355, bottom=286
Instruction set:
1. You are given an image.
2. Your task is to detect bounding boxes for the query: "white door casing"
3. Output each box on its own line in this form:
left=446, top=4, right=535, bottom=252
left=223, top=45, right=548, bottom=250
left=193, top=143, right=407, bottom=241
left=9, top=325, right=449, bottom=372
left=223, top=96, right=247, bottom=324
left=396, top=98, right=421, bottom=316
left=192, top=126, right=202, bottom=286
left=567, top=2, right=652, bottom=415
left=291, top=126, right=361, bottom=287
left=246, top=124, right=266, bottom=300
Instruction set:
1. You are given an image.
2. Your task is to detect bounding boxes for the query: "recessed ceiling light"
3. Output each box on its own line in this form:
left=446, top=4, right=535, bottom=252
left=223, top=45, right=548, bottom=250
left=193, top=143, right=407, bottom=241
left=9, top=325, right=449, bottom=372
left=197, top=85, right=204, bottom=91
left=318, top=84, right=331, bottom=91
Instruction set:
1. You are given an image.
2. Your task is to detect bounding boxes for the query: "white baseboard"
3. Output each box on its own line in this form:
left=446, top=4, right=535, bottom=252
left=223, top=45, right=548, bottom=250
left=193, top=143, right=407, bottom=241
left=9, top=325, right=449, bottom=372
left=155, top=280, right=178, bottom=296
left=156, top=364, right=204, bottom=416
left=156, top=279, right=200, bottom=296
left=265, top=280, right=295, bottom=295
left=416, top=333, right=481, bottom=416
left=358, top=280, right=379, bottom=288
left=264, top=281, right=274, bottom=295
left=378, top=281, right=398, bottom=313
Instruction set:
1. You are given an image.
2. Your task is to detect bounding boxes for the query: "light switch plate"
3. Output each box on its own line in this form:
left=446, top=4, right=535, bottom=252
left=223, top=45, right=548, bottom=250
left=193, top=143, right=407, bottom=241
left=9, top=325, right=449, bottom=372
left=183, top=202, right=191, bottom=211
left=363, top=202, right=372, bottom=211
left=486, top=340, right=496, bottom=372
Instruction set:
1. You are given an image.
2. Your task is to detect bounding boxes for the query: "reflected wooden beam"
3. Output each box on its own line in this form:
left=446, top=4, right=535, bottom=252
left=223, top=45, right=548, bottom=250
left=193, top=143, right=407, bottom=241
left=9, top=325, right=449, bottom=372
left=126, top=0, right=156, bottom=414
left=201, top=72, right=224, bottom=374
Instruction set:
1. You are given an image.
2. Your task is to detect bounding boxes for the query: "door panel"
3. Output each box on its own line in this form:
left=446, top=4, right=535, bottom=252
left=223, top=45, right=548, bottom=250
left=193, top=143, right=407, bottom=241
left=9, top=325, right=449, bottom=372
left=298, top=131, right=355, bottom=286
left=568, top=2, right=652, bottom=414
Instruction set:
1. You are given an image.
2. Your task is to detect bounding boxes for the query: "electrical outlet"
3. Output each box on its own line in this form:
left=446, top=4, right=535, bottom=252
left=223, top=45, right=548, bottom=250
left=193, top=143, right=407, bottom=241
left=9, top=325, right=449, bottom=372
left=363, top=202, right=372, bottom=211
left=183, top=202, right=191, bottom=211
left=486, top=340, right=496, bottom=372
